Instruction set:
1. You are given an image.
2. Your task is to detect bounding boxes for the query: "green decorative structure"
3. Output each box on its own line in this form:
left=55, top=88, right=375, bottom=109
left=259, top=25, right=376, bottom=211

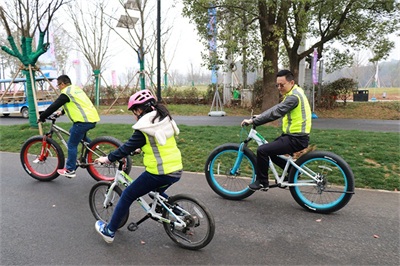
left=1, top=33, right=50, bottom=128
left=93, top=69, right=101, bottom=107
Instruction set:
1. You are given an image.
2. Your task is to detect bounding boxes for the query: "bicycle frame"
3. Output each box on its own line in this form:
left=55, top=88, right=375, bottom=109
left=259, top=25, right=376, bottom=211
left=41, top=117, right=102, bottom=166
left=237, top=127, right=321, bottom=188
left=104, top=164, right=188, bottom=230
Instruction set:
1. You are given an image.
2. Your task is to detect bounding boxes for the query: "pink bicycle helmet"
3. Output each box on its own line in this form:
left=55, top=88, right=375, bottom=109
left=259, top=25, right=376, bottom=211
left=128, top=89, right=155, bottom=110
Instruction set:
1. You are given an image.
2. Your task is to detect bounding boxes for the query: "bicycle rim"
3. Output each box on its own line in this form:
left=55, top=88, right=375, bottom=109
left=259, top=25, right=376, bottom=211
left=86, top=137, right=126, bottom=181
left=163, top=194, right=215, bottom=250
left=206, top=144, right=256, bottom=200
left=89, top=182, right=128, bottom=229
left=290, top=155, right=354, bottom=213
left=20, top=136, right=64, bottom=181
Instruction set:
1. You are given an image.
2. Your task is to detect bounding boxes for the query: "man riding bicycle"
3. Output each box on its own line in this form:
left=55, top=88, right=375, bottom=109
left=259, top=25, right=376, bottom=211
left=38, top=75, right=100, bottom=178
left=241, top=69, right=312, bottom=191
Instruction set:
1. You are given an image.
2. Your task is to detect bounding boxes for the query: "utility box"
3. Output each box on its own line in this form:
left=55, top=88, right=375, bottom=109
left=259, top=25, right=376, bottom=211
left=353, top=90, right=369, bottom=102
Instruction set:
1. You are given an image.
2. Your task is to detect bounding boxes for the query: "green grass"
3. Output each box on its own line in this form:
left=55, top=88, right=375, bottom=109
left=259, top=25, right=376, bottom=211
left=1, top=122, right=399, bottom=191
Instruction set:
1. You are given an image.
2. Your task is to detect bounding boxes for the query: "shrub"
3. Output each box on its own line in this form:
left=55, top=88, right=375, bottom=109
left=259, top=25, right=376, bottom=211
left=318, top=78, right=357, bottom=109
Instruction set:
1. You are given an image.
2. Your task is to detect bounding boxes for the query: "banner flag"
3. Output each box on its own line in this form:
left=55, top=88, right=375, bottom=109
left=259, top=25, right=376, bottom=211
left=312, top=48, right=318, bottom=85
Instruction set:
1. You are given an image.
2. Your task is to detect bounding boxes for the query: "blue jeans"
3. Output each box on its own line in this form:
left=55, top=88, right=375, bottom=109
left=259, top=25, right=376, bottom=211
left=66, top=122, right=96, bottom=171
left=107, top=171, right=181, bottom=232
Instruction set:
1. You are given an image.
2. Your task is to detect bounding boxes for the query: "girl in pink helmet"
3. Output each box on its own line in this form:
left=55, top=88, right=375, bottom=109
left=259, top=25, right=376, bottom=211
left=94, top=89, right=183, bottom=243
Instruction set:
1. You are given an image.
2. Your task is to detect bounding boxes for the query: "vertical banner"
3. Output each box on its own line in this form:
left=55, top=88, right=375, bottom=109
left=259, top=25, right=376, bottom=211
left=207, top=6, right=217, bottom=84
left=72, top=59, right=82, bottom=87
left=374, top=63, right=379, bottom=87
left=111, top=70, right=117, bottom=88
left=312, top=48, right=318, bottom=85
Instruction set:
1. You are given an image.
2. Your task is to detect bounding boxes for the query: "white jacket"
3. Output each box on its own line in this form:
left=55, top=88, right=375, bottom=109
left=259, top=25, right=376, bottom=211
left=132, top=110, right=179, bottom=146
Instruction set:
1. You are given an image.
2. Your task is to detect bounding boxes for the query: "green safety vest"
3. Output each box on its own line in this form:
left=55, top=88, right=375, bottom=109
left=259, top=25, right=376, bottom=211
left=282, top=85, right=312, bottom=134
left=141, top=132, right=183, bottom=175
left=62, top=85, right=100, bottom=123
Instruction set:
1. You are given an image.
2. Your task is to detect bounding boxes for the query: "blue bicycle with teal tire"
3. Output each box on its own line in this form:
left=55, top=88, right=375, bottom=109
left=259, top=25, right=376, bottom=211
left=204, top=124, right=355, bottom=214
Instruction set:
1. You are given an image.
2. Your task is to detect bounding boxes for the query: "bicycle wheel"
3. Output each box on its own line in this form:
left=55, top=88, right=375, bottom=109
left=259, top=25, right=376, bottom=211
left=86, top=136, right=132, bottom=182
left=163, top=194, right=215, bottom=250
left=20, top=136, right=64, bottom=181
left=89, top=182, right=128, bottom=229
left=205, top=143, right=256, bottom=200
left=289, top=151, right=355, bottom=214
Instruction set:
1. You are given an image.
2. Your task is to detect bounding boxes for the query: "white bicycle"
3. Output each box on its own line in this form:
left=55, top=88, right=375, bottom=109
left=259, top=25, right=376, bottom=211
left=205, top=125, right=355, bottom=214
left=89, top=159, right=215, bottom=250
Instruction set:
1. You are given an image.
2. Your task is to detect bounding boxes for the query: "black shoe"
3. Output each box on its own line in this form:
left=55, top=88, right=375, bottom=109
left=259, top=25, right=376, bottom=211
left=249, top=180, right=269, bottom=191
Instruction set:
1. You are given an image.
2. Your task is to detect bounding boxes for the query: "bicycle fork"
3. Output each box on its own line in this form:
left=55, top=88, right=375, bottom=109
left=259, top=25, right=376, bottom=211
left=229, top=142, right=246, bottom=175
left=34, top=135, right=53, bottom=163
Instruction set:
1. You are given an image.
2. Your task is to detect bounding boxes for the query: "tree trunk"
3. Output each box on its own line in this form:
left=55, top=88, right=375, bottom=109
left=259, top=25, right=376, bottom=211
left=288, top=50, right=301, bottom=82
left=258, top=1, right=280, bottom=110
left=23, top=69, right=38, bottom=127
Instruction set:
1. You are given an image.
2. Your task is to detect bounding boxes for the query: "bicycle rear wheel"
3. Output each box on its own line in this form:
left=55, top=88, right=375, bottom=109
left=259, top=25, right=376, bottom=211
left=289, top=151, right=355, bottom=214
left=163, top=194, right=215, bottom=250
left=86, top=136, right=132, bottom=181
left=205, top=143, right=256, bottom=200
left=20, top=136, right=64, bottom=181
left=89, top=182, right=128, bottom=229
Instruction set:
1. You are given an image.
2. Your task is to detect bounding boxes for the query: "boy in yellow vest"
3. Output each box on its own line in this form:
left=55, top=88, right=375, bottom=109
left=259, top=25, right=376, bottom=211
left=38, top=75, right=100, bottom=178
left=241, top=70, right=312, bottom=191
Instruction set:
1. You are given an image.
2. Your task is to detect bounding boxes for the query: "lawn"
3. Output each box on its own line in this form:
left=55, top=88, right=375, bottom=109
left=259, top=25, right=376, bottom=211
left=1, top=122, right=398, bottom=191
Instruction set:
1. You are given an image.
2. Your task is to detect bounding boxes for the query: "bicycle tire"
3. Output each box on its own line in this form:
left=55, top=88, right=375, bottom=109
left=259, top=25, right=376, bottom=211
left=205, top=143, right=256, bottom=200
left=162, top=194, right=215, bottom=250
left=20, top=135, right=64, bottom=181
left=85, top=136, right=132, bottom=182
left=89, top=182, right=128, bottom=229
left=288, top=150, right=355, bottom=214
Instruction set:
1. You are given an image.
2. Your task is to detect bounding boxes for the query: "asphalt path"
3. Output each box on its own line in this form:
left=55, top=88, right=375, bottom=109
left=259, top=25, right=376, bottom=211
left=0, top=151, right=399, bottom=265
left=1, top=114, right=399, bottom=132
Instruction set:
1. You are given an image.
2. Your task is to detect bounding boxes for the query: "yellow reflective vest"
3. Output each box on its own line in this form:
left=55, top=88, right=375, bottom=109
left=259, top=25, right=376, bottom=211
left=282, top=85, right=312, bottom=134
left=133, top=111, right=183, bottom=175
left=61, top=85, right=100, bottom=123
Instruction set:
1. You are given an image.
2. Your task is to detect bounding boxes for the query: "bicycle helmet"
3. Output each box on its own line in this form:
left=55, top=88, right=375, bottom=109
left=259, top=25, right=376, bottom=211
left=128, top=89, right=155, bottom=110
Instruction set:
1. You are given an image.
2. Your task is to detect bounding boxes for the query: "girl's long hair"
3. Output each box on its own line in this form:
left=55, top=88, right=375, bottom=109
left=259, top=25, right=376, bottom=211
left=139, top=100, right=172, bottom=123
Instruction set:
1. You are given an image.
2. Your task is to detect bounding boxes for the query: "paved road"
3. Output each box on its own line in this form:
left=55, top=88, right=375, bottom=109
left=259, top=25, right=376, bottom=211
left=1, top=114, right=399, bottom=132
left=0, top=152, right=399, bottom=265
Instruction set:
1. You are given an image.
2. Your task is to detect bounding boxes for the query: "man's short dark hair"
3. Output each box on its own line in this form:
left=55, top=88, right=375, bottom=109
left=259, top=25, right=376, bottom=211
left=277, top=70, right=294, bottom=81
left=57, top=75, right=72, bottom=85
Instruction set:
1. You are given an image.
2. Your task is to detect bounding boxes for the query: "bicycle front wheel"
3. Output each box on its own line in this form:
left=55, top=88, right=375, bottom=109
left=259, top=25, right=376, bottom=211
left=86, top=136, right=132, bottom=182
left=163, top=194, right=215, bottom=250
left=289, top=151, right=355, bottom=214
left=20, top=136, right=64, bottom=181
left=205, top=143, right=256, bottom=200
left=89, top=182, right=128, bottom=229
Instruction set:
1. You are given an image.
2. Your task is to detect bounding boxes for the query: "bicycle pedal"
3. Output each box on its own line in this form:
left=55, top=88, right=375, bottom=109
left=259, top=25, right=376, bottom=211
left=127, top=222, right=138, bottom=231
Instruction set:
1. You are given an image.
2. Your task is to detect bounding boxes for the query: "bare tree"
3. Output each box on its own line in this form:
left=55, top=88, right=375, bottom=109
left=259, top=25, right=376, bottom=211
left=0, top=0, right=67, bottom=127
left=105, top=0, right=156, bottom=91
left=65, top=0, right=114, bottom=106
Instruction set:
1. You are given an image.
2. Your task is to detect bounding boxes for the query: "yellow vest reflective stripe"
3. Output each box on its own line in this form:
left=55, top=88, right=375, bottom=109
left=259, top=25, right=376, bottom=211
left=141, top=133, right=183, bottom=175
left=62, top=85, right=100, bottom=123
left=282, top=85, right=312, bottom=134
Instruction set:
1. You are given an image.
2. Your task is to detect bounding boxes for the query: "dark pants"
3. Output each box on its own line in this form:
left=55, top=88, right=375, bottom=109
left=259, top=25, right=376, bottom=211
left=107, top=171, right=181, bottom=232
left=256, top=134, right=309, bottom=184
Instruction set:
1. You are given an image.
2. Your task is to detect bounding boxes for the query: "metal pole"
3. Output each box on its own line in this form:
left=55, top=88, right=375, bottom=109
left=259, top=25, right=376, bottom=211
left=156, top=0, right=161, bottom=101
